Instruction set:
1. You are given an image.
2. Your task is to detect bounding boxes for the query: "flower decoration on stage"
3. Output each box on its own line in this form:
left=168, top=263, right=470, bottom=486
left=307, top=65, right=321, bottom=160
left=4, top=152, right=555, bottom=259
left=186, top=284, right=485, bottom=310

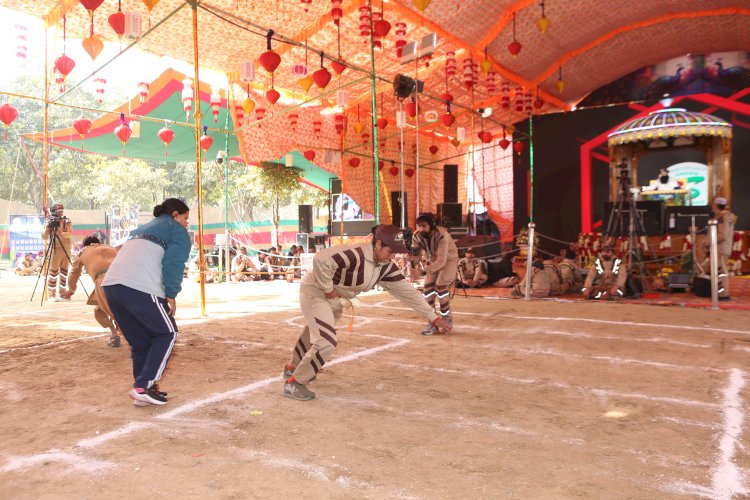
left=429, top=144, right=439, bottom=155
left=536, top=0, right=550, bottom=34
left=200, top=125, right=213, bottom=152
left=478, top=131, right=493, bottom=143
left=157, top=121, right=174, bottom=157
left=93, top=77, right=106, bottom=103
left=303, top=150, right=316, bottom=162
left=313, top=53, right=332, bottom=89
left=0, top=103, right=18, bottom=140
left=73, top=115, right=92, bottom=147
left=556, top=66, right=565, bottom=93
left=412, top=0, right=431, bottom=12
left=349, top=157, right=361, bottom=168
left=513, top=141, right=525, bottom=154
left=330, top=0, right=343, bottom=26
left=259, top=30, right=281, bottom=74
left=181, top=78, right=194, bottom=122
left=508, top=12, right=522, bottom=56
left=108, top=0, right=125, bottom=39
left=405, top=168, right=415, bottom=178
left=210, top=91, right=221, bottom=123
left=394, top=22, right=407, bottom=57
left=114, top=113, right=131, bottom=155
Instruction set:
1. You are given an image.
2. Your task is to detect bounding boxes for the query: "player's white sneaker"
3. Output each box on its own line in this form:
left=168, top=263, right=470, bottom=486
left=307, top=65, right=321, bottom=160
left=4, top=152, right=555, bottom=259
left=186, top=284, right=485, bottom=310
left=282, top=381, right=315, bottom=401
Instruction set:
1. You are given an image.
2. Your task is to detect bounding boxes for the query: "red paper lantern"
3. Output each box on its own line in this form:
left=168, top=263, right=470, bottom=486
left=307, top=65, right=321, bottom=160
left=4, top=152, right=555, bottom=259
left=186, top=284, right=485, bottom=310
left=373, top=19, right=391, bottom=38
left=378, top=160, right=384, bottom=171
left=259, top=31, right=281, bottom=73
left=313, top=67, right=332, bottom=89
left=498, top=138, right=511, bottom=150
left=108, top=7, right=125, bottom=39
left=114, top=113, right=131, bottom=154
left=405, top=168, right=415, bottom=178
left=389, top=166, right=399, bottom=176
left=404, top=100, right=417, bottom=118
left=331, top=0, right=343, bottom=25
left=507, top=40, right=522, bottom=57
left=266, top=88, right=280, bottom=105
left=331, top=60, right=347, bottom=75
left=349, top=157, right=361, bottom=168
left=478, top=131, right=493, bottom=143
left=441, top=113, right=455, bottom=127
left=303, top=150, right=316, bottom=162
left=72, top=116, right=91, bottom=147
left=54, top=54, right=76, bottom=91
left=429, top=145, right=439, bottom=155
left=376, top=117, right=388, bottom=129
left=82, top=35, right=103, bottom=61
left=513, top=141, right=524, bottom=154
left=200, top=126, right=213, bottom=151
left=79, top=0, right=104, bottom=16
left=440, top=93, right=454, bottom=103
left=0, top=103, right=18, bottom=140
left=158, top=126, right=174, bottom=157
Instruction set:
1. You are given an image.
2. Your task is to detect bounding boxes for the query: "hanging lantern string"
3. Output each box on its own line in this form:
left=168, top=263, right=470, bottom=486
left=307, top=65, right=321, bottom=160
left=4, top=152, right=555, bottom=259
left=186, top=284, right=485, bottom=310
left=63, top=15, right=67, bottom=52
left=337, top=24, right=341, bottom=60
left=541, top=0, right=546, bottom=17
left=266, top=29, right=274, bottom=50
left=304, top=38, right=308, bottom=66
left=512, top=12, right=516, bottom=40
left=320, top=51, right=325, bottom=68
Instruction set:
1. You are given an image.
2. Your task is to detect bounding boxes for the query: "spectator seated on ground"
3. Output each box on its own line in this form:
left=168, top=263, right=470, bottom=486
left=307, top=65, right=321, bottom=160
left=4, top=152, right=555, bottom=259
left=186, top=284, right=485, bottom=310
left=189, top=252, right=218, bottom=283
left=490, top=249, right=520, bottom=288
left=257, top=250, right=274, bottom=280
left=558, top=249, right=584, bottom=293
left=582, top=245, right=627, bottom=300
left=543, top=259, right=563, bottom=296
left=456, top=247, right=488, bottom=288
left=511, top=259, right=550, bottom=298
left=232, top=247, right=260, bottom=282
left=15, top=252, right=37, bottom=276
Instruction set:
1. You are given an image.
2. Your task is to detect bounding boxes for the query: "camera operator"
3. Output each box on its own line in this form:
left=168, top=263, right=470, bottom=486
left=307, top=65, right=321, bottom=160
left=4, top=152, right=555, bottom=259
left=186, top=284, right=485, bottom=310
left=42, top=203, right=73, bottom=302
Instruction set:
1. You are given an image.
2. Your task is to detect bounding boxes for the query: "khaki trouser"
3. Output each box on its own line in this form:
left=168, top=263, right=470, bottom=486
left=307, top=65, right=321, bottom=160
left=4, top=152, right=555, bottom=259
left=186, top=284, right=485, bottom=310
left=288, top=285, right=344, bottom=385
left=91, top=274, right=120, bottom=337
left=422, top=258, right=458, bottom=318
left=15, top=267, right=36, bottom=276
left=47, top=245, right=70, bottom=297
left=718, top=254, right=730, bottom=298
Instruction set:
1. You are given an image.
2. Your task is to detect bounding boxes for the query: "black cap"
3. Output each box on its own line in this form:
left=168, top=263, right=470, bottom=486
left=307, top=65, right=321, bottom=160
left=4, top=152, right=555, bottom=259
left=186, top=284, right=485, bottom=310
left=373, top=224, right=409, bottom=253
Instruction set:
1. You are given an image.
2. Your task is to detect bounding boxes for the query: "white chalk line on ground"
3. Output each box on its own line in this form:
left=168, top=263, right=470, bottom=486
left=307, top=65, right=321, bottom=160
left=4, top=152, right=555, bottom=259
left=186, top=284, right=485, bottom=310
left=0, top=336, right=411, bottom=475
left=0, top=304, right=90, bottom=319
left=368, top=300, right=750, bottom=336
left=0, top=334, right=108, bottom=354
left=387, top=362, right=719, bottom=410
left=711, top=368, right=747, bottom=499
left=0, top=450, right=114, bottom=474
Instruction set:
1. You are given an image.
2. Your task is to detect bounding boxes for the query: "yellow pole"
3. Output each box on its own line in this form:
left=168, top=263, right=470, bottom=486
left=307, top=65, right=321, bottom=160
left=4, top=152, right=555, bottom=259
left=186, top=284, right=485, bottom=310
left=191, top=1, right=206, bottom=317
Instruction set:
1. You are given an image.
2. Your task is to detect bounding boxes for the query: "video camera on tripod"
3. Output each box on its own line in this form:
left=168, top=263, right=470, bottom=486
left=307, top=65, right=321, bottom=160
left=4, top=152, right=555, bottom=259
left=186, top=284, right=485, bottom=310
left=46, top=204, right=67, bottom=230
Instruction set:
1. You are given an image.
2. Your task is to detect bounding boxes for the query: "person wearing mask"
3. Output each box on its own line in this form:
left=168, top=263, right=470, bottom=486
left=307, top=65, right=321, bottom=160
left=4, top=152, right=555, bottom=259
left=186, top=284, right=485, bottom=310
left=412, top=213, right=459, bottom=335
left=582, top=245, right=627, bottom=300
left=281, top=224, right=452, bottom=401
left=103, top=198, right=192, bottom=406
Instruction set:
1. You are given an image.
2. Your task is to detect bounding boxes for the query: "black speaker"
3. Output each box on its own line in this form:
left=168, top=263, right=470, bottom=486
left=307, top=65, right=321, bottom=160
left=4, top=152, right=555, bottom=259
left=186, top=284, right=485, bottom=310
left=438, top=202, right=463, bottom=227
left=330, top=179, right=342, bottom=194
left=603, top=200, right=663, bottom=236
left=444, top=164, right=458, bottom=203
left=391, top=191, right=408, bottom=227
left=298, top=205, right=313, bottom=234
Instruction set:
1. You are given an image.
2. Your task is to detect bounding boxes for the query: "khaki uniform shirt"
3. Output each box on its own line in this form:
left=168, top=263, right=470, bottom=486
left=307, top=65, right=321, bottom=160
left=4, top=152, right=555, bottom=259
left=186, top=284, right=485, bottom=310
left=716, top=208, right=736, bottom=257
left=458, top=257, right=488, bottom=285
left=583, top=257, right=628, bottom=292
left=412, top=226, right=459, bottom=273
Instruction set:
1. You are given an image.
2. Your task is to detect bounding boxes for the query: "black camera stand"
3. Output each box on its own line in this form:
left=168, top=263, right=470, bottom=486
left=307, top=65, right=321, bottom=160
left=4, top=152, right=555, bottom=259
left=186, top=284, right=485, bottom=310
left=31, top=229, right=87, bottom=306
left=603, top=163, right=652, bottom=296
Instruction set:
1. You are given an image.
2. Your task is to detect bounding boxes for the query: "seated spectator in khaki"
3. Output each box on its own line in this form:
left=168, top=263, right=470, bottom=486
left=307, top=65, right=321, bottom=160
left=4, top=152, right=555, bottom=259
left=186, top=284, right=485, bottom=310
left=511, top=259, right=550, bottom=298
left=266, top=247, right=283, bottom=280
left=543, top=259, right=563, bottom=296
left=457, top=247, right=488, bottom=288
left=491, top=250, right=520, bottom=288
left=558, top=249, right=583, bottom=293
left=15, top=252, right=37, bottom=276
left=189, top=252, right=217, bottom=283
left=286, top=246, right=304, bottom=282
left=232, top=247, right=259, bottom=282
left=582, top=245, right=627, bottom=300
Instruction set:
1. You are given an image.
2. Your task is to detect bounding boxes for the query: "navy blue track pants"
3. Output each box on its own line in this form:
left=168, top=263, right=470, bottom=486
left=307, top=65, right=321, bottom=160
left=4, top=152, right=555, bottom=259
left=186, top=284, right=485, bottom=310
left=103, top=284, right=178, bottom=390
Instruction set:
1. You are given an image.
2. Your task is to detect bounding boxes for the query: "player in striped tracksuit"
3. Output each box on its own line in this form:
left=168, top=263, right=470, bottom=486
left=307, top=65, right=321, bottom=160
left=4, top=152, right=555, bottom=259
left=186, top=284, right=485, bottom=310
left=282, top=224, right=452, bottom=401
left=103, top=199, right=192, bottom=406
left=412, top=213, right=459, bottom=335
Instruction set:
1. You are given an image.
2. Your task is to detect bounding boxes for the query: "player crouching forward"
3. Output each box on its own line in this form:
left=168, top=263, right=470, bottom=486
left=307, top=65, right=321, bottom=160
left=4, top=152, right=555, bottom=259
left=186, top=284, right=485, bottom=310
left=282, top=224, right=452, bottom=401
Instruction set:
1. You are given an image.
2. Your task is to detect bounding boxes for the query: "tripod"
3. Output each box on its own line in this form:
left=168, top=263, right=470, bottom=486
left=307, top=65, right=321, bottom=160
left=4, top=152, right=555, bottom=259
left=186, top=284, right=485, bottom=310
left=31, top=227, right=87, bottom=306
left=603, top=163, right=651, bottom=294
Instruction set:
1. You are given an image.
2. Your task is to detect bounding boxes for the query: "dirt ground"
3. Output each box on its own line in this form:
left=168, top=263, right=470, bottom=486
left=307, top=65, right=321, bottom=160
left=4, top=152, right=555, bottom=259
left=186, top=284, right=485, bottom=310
left=1, top=270, right=750, bottom=499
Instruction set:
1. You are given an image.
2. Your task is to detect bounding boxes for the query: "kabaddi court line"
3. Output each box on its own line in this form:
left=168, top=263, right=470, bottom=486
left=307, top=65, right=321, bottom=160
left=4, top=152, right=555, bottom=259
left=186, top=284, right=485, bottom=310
left=0, top=336, right=410, bottom=474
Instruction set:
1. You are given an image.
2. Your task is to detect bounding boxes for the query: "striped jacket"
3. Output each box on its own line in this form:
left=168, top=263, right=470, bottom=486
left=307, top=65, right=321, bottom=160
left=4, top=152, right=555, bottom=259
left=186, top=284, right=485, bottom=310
left=302, top=241, right=437, bottom=321
left=411, top=226, right=459, bottom=272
